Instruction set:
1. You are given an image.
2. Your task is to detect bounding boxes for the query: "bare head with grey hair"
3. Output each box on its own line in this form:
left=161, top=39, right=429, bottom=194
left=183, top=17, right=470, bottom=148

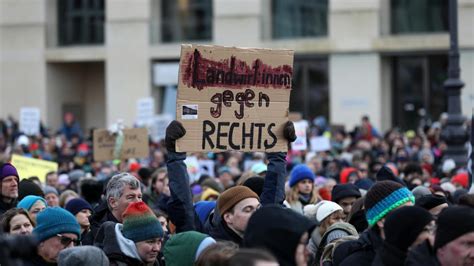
left=106, top=173, right=142, bottom=222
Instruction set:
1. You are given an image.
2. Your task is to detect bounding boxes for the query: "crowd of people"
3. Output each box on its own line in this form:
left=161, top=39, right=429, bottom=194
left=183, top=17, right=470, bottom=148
left=0, top=113, right=473, bottom=266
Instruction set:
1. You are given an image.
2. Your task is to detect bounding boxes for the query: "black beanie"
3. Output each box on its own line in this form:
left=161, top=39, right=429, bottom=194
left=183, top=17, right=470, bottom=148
left=332, top=184, right=361, bottom=203
left=18, top=179, right=44, bottom=201
left=376, top=166, right=406, bottom=186
left=242, top=176, right=264, bottom=196
left=384, top=206, right=433, bottom=252
left=415, top=194, right=448, bottom=211
left=138, top=167, right=152, bottom=181
left=435, top=206, right=474, bottom=250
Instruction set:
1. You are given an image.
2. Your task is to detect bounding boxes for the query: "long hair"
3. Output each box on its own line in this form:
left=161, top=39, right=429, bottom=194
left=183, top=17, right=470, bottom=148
left=286, top=185, right=320, bottom=205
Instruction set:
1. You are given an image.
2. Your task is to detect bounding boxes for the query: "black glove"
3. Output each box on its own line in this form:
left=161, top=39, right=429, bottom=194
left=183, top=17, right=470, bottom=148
left=165, top=120, right=186, bottom=152
left=283, top=121, right=297, bottom=143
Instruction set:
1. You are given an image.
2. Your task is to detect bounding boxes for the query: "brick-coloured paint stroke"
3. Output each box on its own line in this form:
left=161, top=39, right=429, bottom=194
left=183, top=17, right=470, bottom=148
left=182, top=49, right=293, bottom=91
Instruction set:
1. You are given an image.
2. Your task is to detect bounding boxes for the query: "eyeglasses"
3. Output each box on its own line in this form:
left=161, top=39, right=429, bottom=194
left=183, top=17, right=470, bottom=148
left=57, top=234, right=80, bottom=246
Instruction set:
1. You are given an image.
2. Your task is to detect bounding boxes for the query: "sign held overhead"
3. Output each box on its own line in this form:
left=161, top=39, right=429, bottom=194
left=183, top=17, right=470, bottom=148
left=176, top=44, right=294, bottom=152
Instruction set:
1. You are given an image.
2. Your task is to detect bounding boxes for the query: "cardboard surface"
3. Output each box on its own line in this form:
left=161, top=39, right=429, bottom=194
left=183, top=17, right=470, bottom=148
left=176, top=44, right=294, bottom=152
left=11, top=155, right=58, bottom=182
left=93, top=128, right=149, bottom=161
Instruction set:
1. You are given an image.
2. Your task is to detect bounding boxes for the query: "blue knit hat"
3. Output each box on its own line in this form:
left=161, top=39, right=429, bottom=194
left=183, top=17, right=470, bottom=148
left=33, top=207, right=80, bottom=242
left=365, top=181, right=415, bottom=227
left=122, top=202, right=163, bottom=243
left=65, top=198, right=93, bottom=216
left=289, top=164, right=315, bottom=187
left=17, top=195, right=47, bottom=211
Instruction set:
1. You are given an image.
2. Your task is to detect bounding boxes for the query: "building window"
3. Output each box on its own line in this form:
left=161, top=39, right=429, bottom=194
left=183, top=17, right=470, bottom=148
left=290, top=57, right=329, bottom=121
left=161, top=0, right=212, bottom=43
left=392, top=55, right=448, bottom=130
left=58, top=0, right=105, bottom=46
left=391, top=0, right=448, bottom=34
left=272, top=0, right=328, bottom=39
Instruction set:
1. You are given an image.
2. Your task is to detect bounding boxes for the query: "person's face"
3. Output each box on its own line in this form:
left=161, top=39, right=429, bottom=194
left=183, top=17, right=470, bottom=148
left=223, top=198, right=260, bottom=234
left=219, top=172, right=233, bottom=187
left=153, top=174, right=167, bottom=194
left=437, top=232, right=474, bottom=266
left=39, top=233, right=78, bottom=262
left=338, top=197, right=357, bottom=220
left=45, top=193, right=59, bottom=207
left=297, top=179, right=313, bottom=194
left=358, top=164, right=369, bottom=178
left=46, top=173, right=58, bottom=187
left=9, top=214, right=33, bottom=235
left=29, top=200, right=47, bottom=222
left=136, top=238, right=162, bottom=263
left=158, top=216, right=168, bottom=233
left=429, top=203, right=449, bottom=219
left=110, top=185, right=142, bottom=222
left=411, top=220, right=435, bottom=248
left=75, top=209, right=91, bottom=228
left=295, top=232, right=310, bottom=266
left=1, top=176, right=18, bottom=199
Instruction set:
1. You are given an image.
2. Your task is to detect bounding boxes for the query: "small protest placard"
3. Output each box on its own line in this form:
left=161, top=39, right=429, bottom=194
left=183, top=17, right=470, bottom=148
left=310, top=136, right=331, bottom=152
left=150, top=114, right=173, bottom=142
left=176, top=44, right=294, bottom=152
left=136, top=98, right=155, bottom=127
left=93, top=128, right=149, bottom=161
left=291, top=121, right=308, bottom=151
left=19, top=107, right=40, bottom=136
left=11, top=155, right=58, bottom=182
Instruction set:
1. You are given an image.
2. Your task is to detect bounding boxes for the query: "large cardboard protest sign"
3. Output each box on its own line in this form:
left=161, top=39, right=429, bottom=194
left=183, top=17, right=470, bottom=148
left=11, top=155, right=58, bottom=183
left=176, top=45, right=294, bottom=152
left=93, top=128, right=149, bottom=161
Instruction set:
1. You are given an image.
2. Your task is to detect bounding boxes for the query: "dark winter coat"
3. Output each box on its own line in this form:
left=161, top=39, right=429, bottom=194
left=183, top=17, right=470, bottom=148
left=405, top=240, right=440, bottom=266
left=333, top=227, right=383, bottom=266
left=0, top=197, right=17, bottom=217
left=85, top=200, right=119, bottom=245
left=371, top=242, right=406, bottom=266
left=204, top=210, right=243, bottom=245
left=23, top=254, right=57, bottom=266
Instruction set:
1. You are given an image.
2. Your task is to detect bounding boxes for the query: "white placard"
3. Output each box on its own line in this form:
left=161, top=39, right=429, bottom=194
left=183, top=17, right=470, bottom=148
left=184, top=156, right=201, bottom=183
left=136, top=98, right=155, bottom=127
left=150, top=114, right=173, bottom=142
left=19, top=107, right=40, bottom=136
left=199, top=159, right=215, bottom=178
left=291, top=121, right=308, bottom=151
left=310, top=136, right=331, bottom=152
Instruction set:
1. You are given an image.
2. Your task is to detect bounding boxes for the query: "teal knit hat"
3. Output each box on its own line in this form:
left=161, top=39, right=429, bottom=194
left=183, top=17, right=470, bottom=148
left=122, top=202, right=163, bottom=243
left=365, top=181, right=415, bottom=227
left=163, top=231, right=215, bottom=266
left=33, top=207, right=80, bottom=242
left=17, top=195, right=47, bottom=211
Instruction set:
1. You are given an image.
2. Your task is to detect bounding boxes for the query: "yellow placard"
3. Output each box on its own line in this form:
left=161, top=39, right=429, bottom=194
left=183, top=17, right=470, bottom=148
left=11, top=155, right=58, bottom=183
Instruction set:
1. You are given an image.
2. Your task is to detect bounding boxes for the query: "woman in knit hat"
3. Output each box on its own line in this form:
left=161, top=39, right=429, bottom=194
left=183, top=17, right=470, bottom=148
left=65, top=198, right=93, bottom=241
left=1, top=207, right=35, bottom=235
left=17, top=195, right=47, bottom=223
left=163, top=231, right=216, bottom=266
left=285, top=164, right=320, bottom=214
left=95, top=201, right=164, bottom=265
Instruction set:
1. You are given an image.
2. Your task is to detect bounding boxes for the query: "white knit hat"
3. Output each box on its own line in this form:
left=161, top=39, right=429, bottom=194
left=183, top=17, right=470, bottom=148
left=316, top=201, right=343, bottom=222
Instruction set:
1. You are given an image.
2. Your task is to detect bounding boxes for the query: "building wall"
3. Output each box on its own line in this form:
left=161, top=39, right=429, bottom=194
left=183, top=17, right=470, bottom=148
left=0, top=0, right=473, bottom=132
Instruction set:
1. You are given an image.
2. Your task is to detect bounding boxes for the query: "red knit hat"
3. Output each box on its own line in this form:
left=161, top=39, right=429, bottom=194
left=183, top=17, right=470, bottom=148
left=451, top=172, right=468, bottom=188
left=340, top=167, right=357, bottom=184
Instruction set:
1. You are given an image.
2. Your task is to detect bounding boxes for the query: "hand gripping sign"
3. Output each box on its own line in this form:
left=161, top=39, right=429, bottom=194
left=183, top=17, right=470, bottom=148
left=176, top=44, right=294, bottom=152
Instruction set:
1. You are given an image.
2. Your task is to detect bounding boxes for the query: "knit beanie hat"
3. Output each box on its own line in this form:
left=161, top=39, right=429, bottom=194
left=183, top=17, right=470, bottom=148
left=411, top=186, right=432, bottom=201
left=1, top=163, right=19, bottom=181
left=435, top=206, right=474, bottom=250
left=376, top=166, right=405, bottom=186
left=18, top=179, right=44, bottom=201
left=289, top=164, right=315, bottom=187
left=364, top=181, right=415, bottom=227
left=384, top=206, right=433, bottom=252
left=217, top=186, right=259, bottom=215
left=415, top=194, right=448, bottom=211
left=163, top=231, right=215, bottom=266
left=316, top=201, right=343, bottom=222
left=200, top=188, right=220, bottom=201
left=451, top=172, right=468, bottom=188
left=58, top=246, right=109, bottom=266
left=33, top=207, right=80, bottom=242
left=339, top=167, right=357, bottom=184
left=242, top=176, right=265, bottom=196
left=122, top=201, right=163, bottom=243
left=331, top=184, right=361, bottom=203
left=43, top=185, right=59, bottom=196
left=65, top=198, right=93, bottom=216
left=17, top=195, right=47, bottom=211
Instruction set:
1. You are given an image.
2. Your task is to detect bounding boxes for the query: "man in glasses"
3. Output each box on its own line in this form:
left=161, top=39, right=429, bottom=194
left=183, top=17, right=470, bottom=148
left=30, top=207, right=81, bottom=264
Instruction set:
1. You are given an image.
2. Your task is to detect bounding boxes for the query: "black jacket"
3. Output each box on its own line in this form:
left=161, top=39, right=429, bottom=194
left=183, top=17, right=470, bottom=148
left=0, top=198, right=17, bottom=218
left=371, top=242, right=407, bottom=266
left=86, top=201, right=119, bottom=245
left=405, top=240, right=440, bottom=266
left=333, top=227, right=383, bottom=266
left=204, top=210, right=243, bottom=245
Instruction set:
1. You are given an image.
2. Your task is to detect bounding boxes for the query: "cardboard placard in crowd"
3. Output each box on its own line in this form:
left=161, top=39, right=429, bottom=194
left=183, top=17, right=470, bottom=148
left=310, top=136, right=331, bottom=152
left=19, top=107, right=41, bottom=136
left=291, top=120, right=308, bottom=151
left=93, top=128, right=149, bottom=161
left=150, top=114, right=173, bottom=142
left=175, top=44, right=294, bottom=152
left=11, top=154, right=58, bottom=182
left=136, top=97, right=155, bottom=127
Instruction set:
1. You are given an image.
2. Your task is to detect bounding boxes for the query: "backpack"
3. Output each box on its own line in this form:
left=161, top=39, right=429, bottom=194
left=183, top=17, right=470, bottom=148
left=320, top=235, right=359, bottom=266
